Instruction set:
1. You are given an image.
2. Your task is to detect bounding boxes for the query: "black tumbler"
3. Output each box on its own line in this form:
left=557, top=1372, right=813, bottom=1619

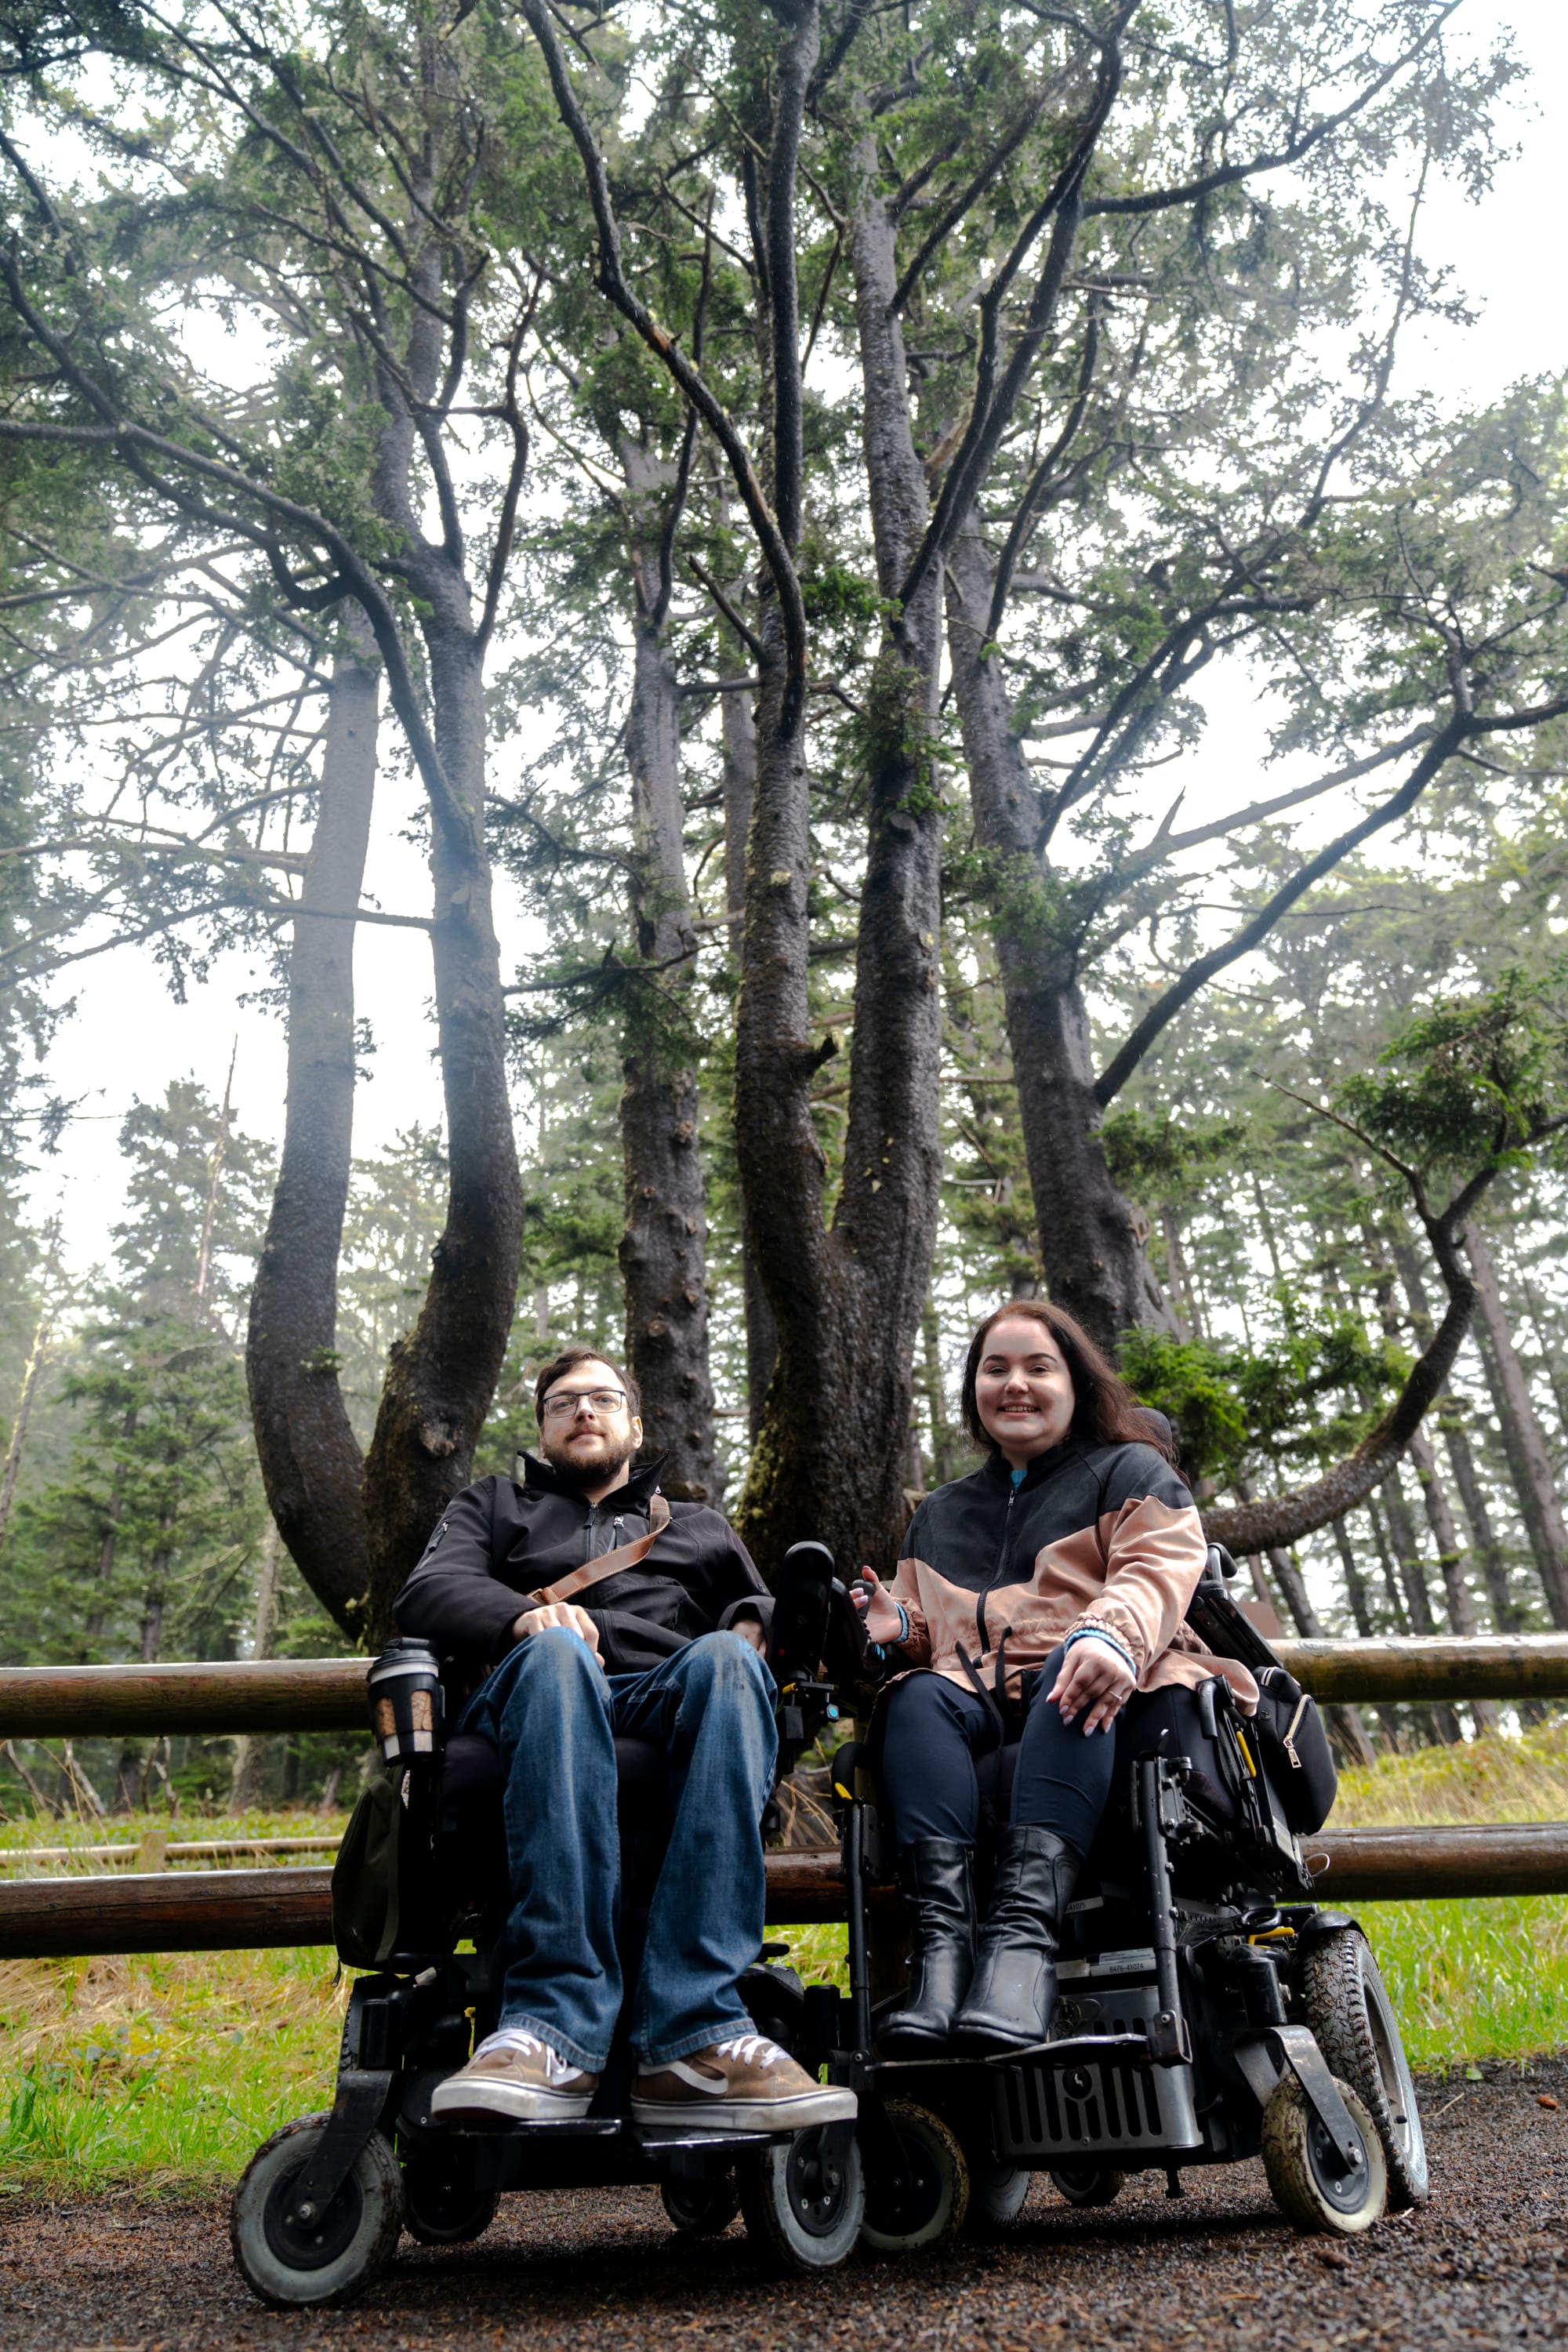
left=367, top=1638, right=445, bottom=1762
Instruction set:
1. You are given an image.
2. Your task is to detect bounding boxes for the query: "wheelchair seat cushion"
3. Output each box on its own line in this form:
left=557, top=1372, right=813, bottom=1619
left=440, top=1730, right=674, bottom=1833
left=968, top=1680, right=1240, bottom=1834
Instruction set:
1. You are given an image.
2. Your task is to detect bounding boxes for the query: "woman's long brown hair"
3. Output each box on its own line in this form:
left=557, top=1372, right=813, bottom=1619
left=959, top=1298, right=1180, bottom=1467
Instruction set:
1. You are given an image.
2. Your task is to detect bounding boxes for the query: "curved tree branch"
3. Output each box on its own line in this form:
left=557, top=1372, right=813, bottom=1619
left=1094, top=714, right=1472, bottom=1107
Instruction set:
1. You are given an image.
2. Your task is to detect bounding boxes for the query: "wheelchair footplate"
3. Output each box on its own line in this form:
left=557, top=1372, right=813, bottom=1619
left=993, top=2031, right=1203, bottom=2163
left=987, top=1943, right=1207, bottom=2165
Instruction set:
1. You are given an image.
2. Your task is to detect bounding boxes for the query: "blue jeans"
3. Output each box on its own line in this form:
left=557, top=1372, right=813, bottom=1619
left=459, top=1627, right=778, bottom=2071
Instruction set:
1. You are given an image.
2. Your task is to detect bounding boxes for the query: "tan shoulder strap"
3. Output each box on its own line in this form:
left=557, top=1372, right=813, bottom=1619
left=528, top=1491, right=671, bottom=1609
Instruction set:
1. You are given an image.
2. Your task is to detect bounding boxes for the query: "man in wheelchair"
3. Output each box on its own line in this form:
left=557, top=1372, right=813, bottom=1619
left=392, top=1342, right=855, bottom=2138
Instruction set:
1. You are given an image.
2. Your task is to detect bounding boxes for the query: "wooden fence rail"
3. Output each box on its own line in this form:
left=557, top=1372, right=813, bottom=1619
left=2, top=1824, right=1567, bottom=1959
left=1, top=1640, right=1566, bottom=1963
left=4, top=1635, right=1568, bottom=1740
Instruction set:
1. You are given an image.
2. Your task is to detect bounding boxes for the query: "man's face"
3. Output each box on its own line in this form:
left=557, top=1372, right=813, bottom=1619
left=538, top=1361, right=643, bottom=1487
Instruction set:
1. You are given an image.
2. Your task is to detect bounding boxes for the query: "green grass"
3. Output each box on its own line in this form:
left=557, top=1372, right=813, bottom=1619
left=0, top=1944, right=348, bottom=2190
left=2, top=1740, right=1566, bottom=2193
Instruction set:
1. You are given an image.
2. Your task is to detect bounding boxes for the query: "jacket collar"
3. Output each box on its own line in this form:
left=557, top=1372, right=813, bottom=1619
left=518, top=1450, right=668, bottom=1508
left=980, top=1437, right=1083, bottom=1494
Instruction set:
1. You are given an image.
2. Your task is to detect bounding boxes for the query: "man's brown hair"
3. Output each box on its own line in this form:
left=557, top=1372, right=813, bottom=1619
left=959, top=1298, right=1178, bottom=1467
left=532, top=1343, right=642, bottom=1431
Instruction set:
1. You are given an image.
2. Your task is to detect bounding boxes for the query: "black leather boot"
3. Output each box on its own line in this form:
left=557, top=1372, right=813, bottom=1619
left=953, top=1824, right=1080, bottom=2053
left=879, top=1839, right=976, bottom=2053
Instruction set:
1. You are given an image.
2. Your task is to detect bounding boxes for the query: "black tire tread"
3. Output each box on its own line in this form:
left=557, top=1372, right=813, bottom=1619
left=1301, top=1927, right=1428, bottom=2209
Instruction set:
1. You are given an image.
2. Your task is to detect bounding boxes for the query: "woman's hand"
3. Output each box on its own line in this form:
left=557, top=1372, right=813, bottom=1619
left=512, top=1600, right=601, bottom=1656
left=1048, top=1635, right=1135, bottom=1734
left=851, top=1567, right=906, bottom=1646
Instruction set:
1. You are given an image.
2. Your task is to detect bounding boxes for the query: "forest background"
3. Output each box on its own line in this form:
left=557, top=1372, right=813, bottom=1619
left=1, top=0, right=1567, bottom=1813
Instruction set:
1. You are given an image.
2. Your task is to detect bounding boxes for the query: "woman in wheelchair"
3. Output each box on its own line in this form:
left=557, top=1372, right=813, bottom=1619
left=855, top=1299, right=1260, bottom=2058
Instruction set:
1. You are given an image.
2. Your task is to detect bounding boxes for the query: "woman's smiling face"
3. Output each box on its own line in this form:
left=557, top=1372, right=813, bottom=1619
left=973, top=1316, right=1076, bottom=1467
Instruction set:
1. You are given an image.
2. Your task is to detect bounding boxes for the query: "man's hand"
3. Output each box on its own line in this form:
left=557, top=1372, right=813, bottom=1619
left=728, top=1610, right=768, bottom=1654
left=1047, top=1636, right=1135, bottom=1734
left=851, top=1567, right=906, bottom=1646
left=512, top=1601, right=601, bottom=1656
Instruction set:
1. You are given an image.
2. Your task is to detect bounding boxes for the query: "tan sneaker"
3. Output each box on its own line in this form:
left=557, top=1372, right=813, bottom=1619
left=630, top=2033, right=857, bottom=2132
left=430, top=2029, right=598, bottom=2123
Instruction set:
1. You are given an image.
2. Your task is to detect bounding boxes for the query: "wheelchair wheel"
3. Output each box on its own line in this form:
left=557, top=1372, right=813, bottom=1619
left=662, top=2170, right=741, bottom=2235
left=739, top=2127, right=864, bottom=2272
left=402, top=2158, right=499, bottom=2246
left=859, top=2101, right=969, bottom=2252
left=1301, top=1926, right=1428, bottom=2209
left=964, top=2148, right=1032, bottom=2234
left=231, top=2111, right=404, bottom=2307
left=1050, top=2165, right=1124, bottom=2208
left=1261, top=2072, right=1387, bottom=2235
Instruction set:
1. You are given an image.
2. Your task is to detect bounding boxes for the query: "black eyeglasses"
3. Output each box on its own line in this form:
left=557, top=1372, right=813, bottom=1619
left=540, top=1387, right=630, bottom=1420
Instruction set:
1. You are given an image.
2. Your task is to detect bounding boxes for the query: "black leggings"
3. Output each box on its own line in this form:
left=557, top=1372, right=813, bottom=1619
left=878, top=1650, right=1228, bottom=1862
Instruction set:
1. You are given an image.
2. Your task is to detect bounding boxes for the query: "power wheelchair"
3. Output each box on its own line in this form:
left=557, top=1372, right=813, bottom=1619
left=230, top=1542, right=1426, bottom=2307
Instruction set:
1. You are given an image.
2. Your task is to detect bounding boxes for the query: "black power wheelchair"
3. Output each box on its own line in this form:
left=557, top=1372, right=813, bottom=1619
left=230, top=1542, right=1426, bottom=2306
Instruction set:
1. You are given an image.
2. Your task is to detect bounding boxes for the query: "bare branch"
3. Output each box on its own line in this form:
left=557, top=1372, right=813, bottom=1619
left=517, top=0, right=808, bottom=730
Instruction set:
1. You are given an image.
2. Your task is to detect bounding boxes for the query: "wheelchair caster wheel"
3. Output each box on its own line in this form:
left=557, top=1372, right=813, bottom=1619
left=1051, top=2164, right=1124, bottom=2209
left=403, top=2160, right=499, bottom=2246
left=860, top=2101, right=969, bottom=2252
left=964, top=2151, right=1032, bottom=2233
left=662, top=2170, right=741, bottom=2235
left=739, top=2127, right=864, bottom=2272
left=231, top=2111, right=404, bottom=2307
left=1262, top=2072, right=1387, bottom=2235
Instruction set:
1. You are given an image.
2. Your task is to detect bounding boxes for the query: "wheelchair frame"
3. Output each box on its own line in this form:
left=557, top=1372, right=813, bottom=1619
left=230, top=1545, right=1425, bottom=2304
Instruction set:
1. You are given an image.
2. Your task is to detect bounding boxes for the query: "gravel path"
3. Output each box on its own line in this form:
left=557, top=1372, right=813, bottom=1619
left=2, top=2058, right=1565, bottom=2351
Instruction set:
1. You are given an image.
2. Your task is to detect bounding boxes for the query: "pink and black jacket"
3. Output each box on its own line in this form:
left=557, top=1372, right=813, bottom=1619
left=888, top=1439, right=1259, bottom=1715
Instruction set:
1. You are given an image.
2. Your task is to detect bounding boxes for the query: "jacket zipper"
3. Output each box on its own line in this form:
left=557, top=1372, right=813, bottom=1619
left=585, top=1507, right=630, bottom=1564
left=977, top=1483, right=1018, bottom=1654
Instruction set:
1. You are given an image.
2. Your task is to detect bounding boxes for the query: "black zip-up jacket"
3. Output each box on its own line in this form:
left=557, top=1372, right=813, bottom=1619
left=393, top=1452, right=771, bottom=1676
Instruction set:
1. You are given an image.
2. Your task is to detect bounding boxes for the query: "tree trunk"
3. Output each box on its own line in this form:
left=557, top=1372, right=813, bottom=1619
left=248, top=638, right=378, bottom=1635
left=735, top=98, right=947, bottom=1580
left=616, top=517, right=720, bottom=1501
left=361, top=614, right=524, bottom=1640
left=1464, top=1221, right=1568, bottom=1628
left=1382, top=1468, right=1464, bottom=1744
left=1514, top=1259, right=1568, bottom=1450
left=1388, top=1231, right=1523, bottom=1634
left=1439, top=1400, right=1523, bottom=1632
left=0, top=1294, right=50, bottom=1553
left=1381, top=1468, right=1439, bottom=1635
left=720, top=609, right=778, bottom=1436
left=944, top=520, right=1173, bottom=1354
left=1406, top=1423, right=1501, bottom=1733
left=1330, top=1517, right=1375, bottom=1638
left=1363, top=1495, right=1412, bottom=1634
left=1331, top=1517, right=1399, bottom=1750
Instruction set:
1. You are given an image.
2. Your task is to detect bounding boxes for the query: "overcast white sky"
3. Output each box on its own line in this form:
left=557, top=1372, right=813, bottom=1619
left=22, top=2, right=1566, bottom=1276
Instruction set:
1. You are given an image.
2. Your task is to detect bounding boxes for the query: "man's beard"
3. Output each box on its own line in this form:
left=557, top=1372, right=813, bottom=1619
left=541, top=1431, right=636, bottom=1490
